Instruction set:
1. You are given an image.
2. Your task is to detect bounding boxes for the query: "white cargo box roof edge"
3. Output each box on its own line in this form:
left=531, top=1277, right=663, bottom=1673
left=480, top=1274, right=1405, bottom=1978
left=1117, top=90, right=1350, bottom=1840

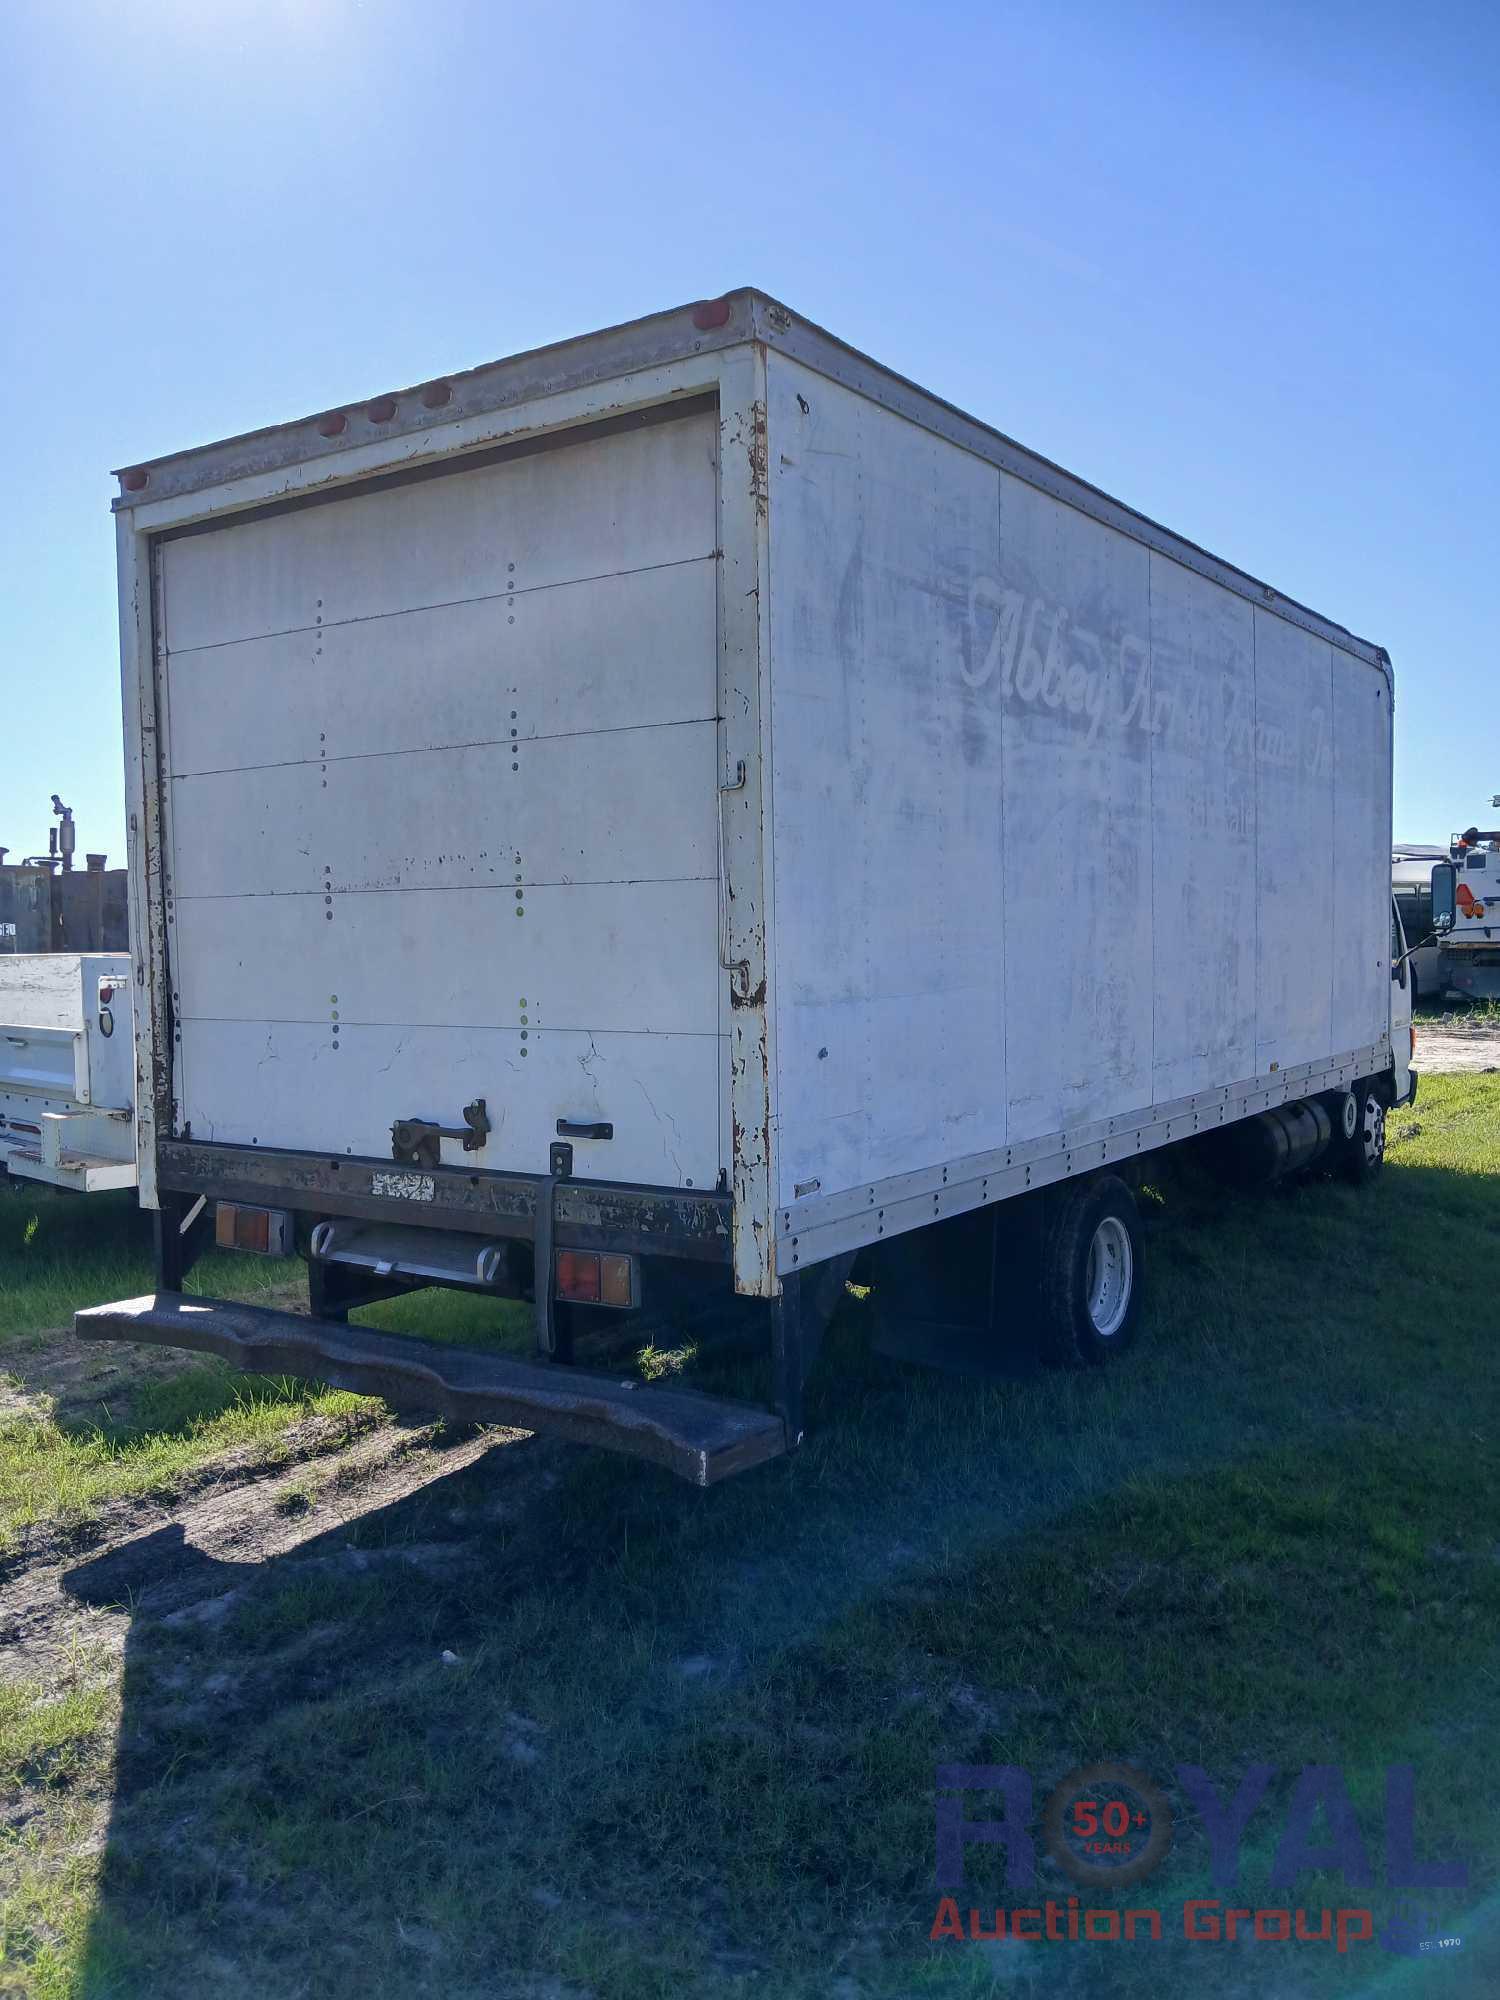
left=112, top=288, right=1390, bottom=688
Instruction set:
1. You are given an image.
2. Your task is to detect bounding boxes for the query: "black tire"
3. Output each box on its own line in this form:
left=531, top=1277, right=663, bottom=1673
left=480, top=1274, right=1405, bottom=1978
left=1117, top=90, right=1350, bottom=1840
left=1039, top=1175, right=1143, bottom=1367
left=1340, top=1080, right=1387, bottom=1185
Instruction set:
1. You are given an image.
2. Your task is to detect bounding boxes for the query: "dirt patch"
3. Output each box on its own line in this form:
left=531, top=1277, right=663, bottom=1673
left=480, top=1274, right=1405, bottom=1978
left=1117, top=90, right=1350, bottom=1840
left=0, top=1317, right=568, bottom=1692
left=1415, top=1017, right=1500, bottom=1075
left=0, top=1282, right=307, bottom=1429
left=0, top=1416, right=518, bottom=1684
left=2, top=1328, right=206, bottom=1430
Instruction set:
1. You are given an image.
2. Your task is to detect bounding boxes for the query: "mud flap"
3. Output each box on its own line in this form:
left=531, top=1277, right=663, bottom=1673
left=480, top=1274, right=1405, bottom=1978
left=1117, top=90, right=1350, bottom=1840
left=865, top=1201, right=1044, bottom=1380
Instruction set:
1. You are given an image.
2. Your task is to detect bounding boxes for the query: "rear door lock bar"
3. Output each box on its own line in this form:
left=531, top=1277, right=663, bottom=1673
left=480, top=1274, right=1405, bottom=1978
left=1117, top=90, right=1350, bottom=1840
left=390, top=1099, right=490, bottom=1170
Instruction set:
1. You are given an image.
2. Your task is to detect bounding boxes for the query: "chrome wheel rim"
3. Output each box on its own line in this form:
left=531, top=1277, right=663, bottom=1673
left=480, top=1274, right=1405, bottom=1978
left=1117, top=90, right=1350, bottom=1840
left=1363, top=1096, right=1386, bottom=1165
left=1086, top=1217, right=1133, bottom=1338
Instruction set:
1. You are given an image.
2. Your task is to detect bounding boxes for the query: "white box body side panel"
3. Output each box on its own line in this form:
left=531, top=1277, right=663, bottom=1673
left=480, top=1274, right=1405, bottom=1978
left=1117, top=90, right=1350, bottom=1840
left=765, top=359, right=1007, bottom=1206
left=1145, top=560, right=1258, bottom=1100
left=990, top=471, right=1155, bottom=1144
left=1251, top=613, right=1335, bottom=1074
left=1331, top=649, right=1394, bottom=1054
left=158, top=407, right=726, bottom=1191
left=765, top=353, right=1392, bottom=1217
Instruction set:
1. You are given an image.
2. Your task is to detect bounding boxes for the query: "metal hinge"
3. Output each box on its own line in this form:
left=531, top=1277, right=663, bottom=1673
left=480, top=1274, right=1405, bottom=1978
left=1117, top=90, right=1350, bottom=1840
left=718, top=759, right=752, bottom=991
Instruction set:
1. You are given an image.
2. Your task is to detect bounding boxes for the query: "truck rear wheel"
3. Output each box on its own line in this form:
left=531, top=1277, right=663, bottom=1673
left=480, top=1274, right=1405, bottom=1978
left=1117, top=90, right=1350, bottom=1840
left=1040, top=1175, right=1143, bottom=1366
left=1339, top=1082, right=1386, bottom=1185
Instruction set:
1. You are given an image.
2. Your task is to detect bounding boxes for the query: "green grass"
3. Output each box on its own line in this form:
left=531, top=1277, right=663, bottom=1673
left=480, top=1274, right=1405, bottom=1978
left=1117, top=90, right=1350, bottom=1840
left=1414, top=993, right=1500, bottom=1023
left=0, top=1187, right=378, bottom=1550
left=0, top=1187, right=298, bottom=1343
left=0, top=1668, right=114, bottom=1799
left=0, top=1661, right=117, bottom=2000
left=353, top=1282, right=533, bottom=1351
left=0, top=1381, right=374, bottom=1549
left=3, top=1078, right=1499, bottom=1997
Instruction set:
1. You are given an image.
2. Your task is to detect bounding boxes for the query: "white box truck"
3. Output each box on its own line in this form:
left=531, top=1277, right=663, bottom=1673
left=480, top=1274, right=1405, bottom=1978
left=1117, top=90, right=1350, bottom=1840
left=79, top=291, right=1414, bottom=1483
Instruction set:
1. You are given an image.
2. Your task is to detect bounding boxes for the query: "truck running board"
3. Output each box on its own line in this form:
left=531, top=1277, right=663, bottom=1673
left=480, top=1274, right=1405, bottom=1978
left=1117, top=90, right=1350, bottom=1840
left=74, top=1293, right=787, bottom=1487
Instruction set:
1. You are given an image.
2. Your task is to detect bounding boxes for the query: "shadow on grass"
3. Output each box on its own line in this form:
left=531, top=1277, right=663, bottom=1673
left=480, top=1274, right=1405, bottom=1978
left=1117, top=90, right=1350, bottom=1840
left=49, top=1110, right=1500, bottom=1997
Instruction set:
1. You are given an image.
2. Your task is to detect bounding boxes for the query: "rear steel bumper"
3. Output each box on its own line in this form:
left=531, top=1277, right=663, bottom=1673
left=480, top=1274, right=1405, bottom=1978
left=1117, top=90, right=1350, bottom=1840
left=75, top=1292, right=785, bottom=1487
left=156, top=1138, right=732, bottom=1263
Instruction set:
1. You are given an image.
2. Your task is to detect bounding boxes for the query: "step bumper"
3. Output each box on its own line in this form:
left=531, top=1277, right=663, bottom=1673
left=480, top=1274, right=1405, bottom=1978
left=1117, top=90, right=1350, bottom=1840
left=75, top=1292, right=786, bottom=1487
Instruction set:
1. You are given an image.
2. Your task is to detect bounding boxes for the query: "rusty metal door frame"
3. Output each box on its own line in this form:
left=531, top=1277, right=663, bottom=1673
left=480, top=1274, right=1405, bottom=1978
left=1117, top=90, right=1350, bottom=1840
left=715, top=343, right=778, bottom=1298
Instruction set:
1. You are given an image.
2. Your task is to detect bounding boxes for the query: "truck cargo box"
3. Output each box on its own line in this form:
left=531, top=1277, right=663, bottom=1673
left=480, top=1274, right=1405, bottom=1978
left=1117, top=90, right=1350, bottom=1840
left=94, top=292, right=1404, bottom=1475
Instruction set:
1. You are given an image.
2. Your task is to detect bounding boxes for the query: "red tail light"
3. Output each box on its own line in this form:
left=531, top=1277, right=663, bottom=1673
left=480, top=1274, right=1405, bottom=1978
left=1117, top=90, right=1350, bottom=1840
left=214, top=1202, right=291, bottom=1255
left=555, top=1250, right=636, bottom=1308
left=556, top=1250, right=600, bottom=1303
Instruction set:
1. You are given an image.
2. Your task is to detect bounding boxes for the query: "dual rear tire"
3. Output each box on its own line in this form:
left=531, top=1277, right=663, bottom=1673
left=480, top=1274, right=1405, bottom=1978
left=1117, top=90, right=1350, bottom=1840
left=1335, top=1081, right=1387, bottom=1185
left=1019, top=1075, right=1389, bottom=1372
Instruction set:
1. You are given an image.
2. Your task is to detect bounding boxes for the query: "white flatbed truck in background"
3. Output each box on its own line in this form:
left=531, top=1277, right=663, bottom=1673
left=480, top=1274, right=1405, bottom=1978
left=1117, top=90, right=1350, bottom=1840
left=79, top=290, right=1414, bottom=1484
left=0, top=954, right=135, bottom=1193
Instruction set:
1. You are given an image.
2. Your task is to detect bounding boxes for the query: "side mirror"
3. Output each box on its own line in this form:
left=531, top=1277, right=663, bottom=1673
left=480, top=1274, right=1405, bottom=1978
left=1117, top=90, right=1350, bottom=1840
left=1430, top=861, right=1457, bottom=935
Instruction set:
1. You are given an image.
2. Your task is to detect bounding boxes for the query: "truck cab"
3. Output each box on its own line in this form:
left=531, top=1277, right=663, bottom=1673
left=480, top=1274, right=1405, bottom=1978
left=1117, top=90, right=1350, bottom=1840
left=1391, top=845, right=1449, bottom=1008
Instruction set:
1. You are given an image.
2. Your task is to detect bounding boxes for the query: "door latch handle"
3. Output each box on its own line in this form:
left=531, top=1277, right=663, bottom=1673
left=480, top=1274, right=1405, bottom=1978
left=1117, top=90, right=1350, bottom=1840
left=391, top=1098, right=490, bottom=1170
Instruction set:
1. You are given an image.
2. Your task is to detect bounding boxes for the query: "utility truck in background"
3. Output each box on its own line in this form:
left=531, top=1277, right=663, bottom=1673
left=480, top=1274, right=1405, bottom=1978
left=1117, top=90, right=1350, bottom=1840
left=80, top=291, right=1416, bottom=1483
left=1391, top=832, right=1500, bottom=1007
left=1439, top=826, right=1500, bottom=1003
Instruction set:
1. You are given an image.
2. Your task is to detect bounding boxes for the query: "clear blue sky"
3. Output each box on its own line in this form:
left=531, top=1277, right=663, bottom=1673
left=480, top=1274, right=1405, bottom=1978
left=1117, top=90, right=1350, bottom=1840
left=3, top=0, right=1494, bottom=864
